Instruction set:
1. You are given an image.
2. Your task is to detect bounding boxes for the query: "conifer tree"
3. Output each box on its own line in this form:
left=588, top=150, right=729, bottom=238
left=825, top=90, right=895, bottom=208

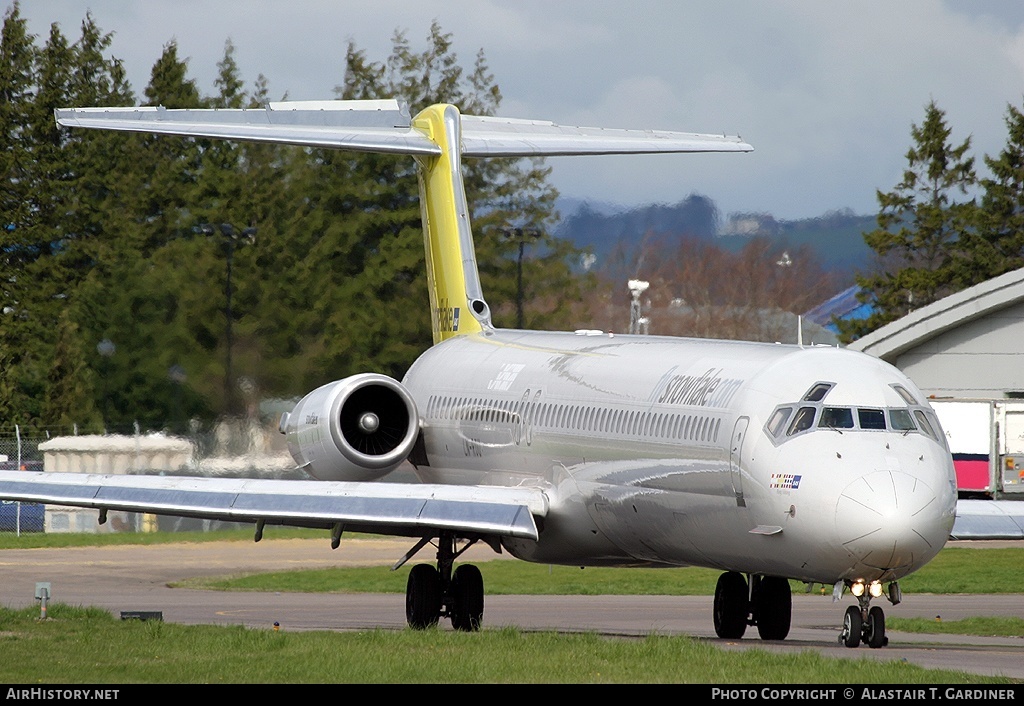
left=957, top=102, right=1024, bottom=283
left=839, top=101, right=976, bottom=340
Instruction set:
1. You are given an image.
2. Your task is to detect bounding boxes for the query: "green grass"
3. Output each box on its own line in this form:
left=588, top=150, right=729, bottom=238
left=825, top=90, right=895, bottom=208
left=897, top=548, right=1024, bottom=594
left=0, top=604, right=1009, bottom=684
left=175, top=559, right=727, bottom=594
left=176, top=546, right=1024, bottom=597
left=889, top=616, right=1024, bottom=637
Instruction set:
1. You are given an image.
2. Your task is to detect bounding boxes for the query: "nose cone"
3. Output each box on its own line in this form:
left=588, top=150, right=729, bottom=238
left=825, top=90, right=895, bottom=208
left=836, top=470, right=951, bottom=580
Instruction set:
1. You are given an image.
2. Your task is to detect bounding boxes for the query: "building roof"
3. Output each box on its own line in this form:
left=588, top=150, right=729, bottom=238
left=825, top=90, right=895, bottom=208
left=847, top=267, right=1024, bottom=360
left=803, top=285, right=873, bottom=333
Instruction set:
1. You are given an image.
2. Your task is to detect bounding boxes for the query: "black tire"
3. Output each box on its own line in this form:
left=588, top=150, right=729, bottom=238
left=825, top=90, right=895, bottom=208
left=755, top=576, right=792, bottom=641
left=406, top=564, right=441, bottom=629
left=841, top=605, right=862, bottom=648
left=450, top=564, right=484, bottom=632
left=865, top=606, right=886, bottom=648
left=713, top=572, right=749, bottom=639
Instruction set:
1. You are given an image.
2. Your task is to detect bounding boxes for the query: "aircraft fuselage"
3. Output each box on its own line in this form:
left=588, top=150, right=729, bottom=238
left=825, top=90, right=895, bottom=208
left=403, top=328, right=957, bottom=586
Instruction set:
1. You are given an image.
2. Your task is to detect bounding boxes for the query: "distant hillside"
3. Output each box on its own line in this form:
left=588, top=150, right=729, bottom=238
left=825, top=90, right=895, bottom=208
left=554, top=196, right=876, bottom=279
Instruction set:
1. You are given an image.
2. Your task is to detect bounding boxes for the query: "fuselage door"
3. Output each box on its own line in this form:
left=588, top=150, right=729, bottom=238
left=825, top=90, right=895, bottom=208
left=730, top=416, right=749, bottom=508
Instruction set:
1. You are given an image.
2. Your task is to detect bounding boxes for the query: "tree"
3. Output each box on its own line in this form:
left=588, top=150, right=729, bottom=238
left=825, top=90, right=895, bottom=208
left=0, top=2, right=41, bottom=428
left=0, top=13, right=593, bottom=430
left=589, top=234, right=839, bottom=342
left=840, top=100, right=976, bottom=340
left=956, top=101, right=1024, bottom=283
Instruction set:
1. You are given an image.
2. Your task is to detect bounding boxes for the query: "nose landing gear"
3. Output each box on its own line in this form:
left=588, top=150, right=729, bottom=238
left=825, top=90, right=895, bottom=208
left=838, top=579, right=898, bottom=648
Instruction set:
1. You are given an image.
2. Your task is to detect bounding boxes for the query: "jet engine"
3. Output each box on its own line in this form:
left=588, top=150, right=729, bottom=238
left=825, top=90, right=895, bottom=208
left=280, top=373, right=419, bottom=481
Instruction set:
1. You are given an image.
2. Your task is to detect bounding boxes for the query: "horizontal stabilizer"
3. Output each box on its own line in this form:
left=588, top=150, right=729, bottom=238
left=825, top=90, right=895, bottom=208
left=0, top=471, right=545, bottom=540
left=56, top=99, right=752, bottom=157
left=56, top=100, right=441, bottom=156
left=460, top=114, right=752, bottom=157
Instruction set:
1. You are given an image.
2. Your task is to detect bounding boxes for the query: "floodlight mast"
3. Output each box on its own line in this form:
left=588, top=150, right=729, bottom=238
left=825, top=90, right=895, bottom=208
left=628, top=279, right=650, bottom=335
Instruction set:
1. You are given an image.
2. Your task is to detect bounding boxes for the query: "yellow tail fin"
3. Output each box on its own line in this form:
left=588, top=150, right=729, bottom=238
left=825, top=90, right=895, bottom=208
left=412, top=104, right=492, bottom=344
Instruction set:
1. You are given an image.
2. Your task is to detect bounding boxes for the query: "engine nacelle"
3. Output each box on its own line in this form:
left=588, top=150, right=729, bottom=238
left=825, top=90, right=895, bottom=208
left=280, top=373, right=419, bottom=481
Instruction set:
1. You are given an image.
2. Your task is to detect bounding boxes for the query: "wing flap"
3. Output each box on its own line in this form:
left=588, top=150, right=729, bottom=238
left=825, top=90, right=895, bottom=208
left=0, top=471, right=544, bottom=540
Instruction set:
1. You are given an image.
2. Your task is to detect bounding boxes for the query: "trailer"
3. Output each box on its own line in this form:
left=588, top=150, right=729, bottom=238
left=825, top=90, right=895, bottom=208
left=931, top=400, right=1024, bottom=539
left=931, top=399, right=1024, bottom=498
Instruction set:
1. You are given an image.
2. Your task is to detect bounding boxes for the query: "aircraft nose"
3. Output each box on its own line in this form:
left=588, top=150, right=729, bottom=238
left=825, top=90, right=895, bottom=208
left=835, top=470, right=947, bottom=578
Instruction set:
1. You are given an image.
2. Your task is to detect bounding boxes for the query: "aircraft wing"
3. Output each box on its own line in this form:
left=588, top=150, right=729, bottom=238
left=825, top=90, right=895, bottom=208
left=0, top=471, right=544, bottom=540
left=55, top=99, right=752, bottom=157
left=950, top=499, right=1024, bottom=540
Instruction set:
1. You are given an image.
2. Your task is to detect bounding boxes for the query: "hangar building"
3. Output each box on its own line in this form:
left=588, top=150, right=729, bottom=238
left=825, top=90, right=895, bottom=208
left=847, top=267, right=1024, bottom=399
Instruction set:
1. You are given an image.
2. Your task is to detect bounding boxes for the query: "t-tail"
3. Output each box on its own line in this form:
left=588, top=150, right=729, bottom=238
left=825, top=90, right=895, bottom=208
left=55, top=99, right=752, bottom=343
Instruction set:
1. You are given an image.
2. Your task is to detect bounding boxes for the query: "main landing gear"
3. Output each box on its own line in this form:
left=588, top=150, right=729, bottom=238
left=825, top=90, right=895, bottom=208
left=713, top=571, right=792, bottom=641
left=838, top=579, right=898, bottom=649
left=404, top=533, right=485, bottom=631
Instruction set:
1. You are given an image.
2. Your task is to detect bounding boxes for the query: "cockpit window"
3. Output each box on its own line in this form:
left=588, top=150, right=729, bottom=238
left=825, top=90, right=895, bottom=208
left=858, top=408, right=886, bottom=430
left=802, top=383, right=833, bottom=402
left=787, top=406, right=817, bottom=435
left=763, top=386, right=946, bottom=449
left=819, top=407, right=854, bottom=429
left=889, top=409, right=916, bottom=431
left=892, top=385, right=918, bottom=405
left=767, top=407, right=793, bottom=437
left=914, top=409, right=938, bottom=440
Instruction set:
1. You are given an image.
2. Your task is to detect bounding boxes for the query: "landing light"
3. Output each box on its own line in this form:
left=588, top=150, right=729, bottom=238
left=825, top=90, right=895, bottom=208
left=850, top=581, right=865, bottom=597
left=869, top=580, right=884, bottom=598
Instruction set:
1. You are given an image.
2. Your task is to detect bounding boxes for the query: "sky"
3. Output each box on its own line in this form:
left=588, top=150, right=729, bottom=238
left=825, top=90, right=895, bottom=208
left=14, top=1, right=1024, bottom=221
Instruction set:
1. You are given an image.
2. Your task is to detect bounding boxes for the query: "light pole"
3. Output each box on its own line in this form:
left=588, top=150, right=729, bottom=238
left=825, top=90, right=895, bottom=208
left=501, top=226, right=541, bottom=329
left=628, top=279, right=649, bottom=334
left=202, top=223, right=256, bottom=416
left=775, top=250, right=800, bottom=344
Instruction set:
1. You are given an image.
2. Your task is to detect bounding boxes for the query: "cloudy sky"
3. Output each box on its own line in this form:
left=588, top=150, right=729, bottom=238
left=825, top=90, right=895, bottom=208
left=15, top=1, right=1024, bottom=220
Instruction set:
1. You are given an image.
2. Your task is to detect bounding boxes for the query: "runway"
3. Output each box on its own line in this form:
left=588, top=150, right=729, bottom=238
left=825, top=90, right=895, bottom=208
left=0, top=537, right=1021, bottom=681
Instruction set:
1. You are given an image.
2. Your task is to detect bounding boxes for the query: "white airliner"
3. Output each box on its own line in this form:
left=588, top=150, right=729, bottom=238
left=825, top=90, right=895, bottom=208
left=0, top=100, right=957, bottom=647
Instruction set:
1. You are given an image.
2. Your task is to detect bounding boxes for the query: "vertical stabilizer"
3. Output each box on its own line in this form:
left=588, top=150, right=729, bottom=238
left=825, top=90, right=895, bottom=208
left=412, top=104, right=492, bottom=344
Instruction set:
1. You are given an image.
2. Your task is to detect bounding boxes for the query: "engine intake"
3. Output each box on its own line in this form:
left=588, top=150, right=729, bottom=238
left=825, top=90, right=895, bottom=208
left=281, top=373, right=419, bottom=481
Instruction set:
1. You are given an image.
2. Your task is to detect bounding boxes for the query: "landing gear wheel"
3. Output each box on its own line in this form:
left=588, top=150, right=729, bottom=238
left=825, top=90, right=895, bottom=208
left=450, top=564, right=484, bottom=632
left=840, top=605, right=862, bottom=648
left=755, top=576, right=792, bottom=641
left=406, top=564, right=442, bottom=629
left=713, top=571, right=749, bottom=639
left=864, top=605, right=887, bottom=648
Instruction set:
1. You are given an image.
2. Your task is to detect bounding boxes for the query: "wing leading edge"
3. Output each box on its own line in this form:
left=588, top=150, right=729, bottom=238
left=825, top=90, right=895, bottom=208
left=55, top=99, right=753, bottom=157
left=0, top=471, right=544, bottom=540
